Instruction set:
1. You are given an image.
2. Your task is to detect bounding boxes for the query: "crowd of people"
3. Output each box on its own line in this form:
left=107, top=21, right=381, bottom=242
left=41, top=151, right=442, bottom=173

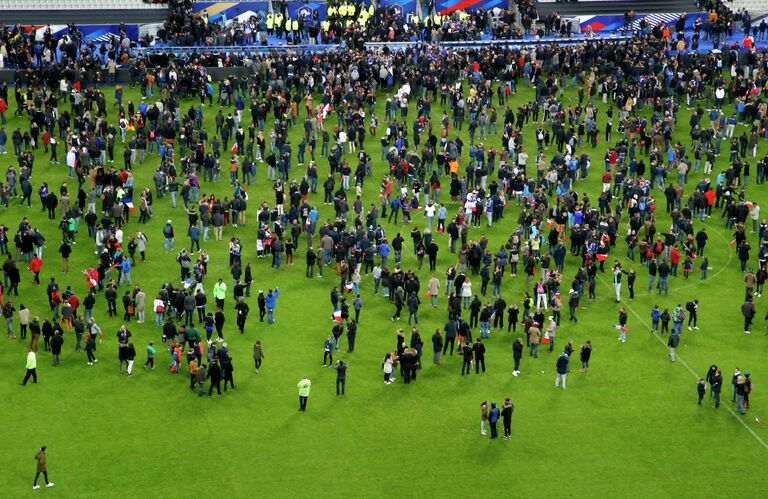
left=2, top=1, right=765, bottom=455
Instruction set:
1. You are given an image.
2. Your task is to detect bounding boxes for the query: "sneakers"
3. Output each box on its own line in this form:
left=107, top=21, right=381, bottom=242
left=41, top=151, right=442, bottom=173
left=46, top=483, right=55, bottom=488
left=87, top=362, right=93, bottom=366
left=512, top=370, right=519, bottom=377
left=481, top=431, right=487, bottom=436
left=688, top=327, right=692, bottom=331
left=33, top=485, right=41, bottom=490
left=694, top=327, right=699, bottom=330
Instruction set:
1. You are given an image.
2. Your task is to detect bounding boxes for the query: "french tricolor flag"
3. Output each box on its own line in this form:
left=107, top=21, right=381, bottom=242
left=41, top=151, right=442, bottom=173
left=345, top=282, right=354, bottom=292
left=122, top=198, right=135, bottom=212
left=333, top=309, right=342, bottom=322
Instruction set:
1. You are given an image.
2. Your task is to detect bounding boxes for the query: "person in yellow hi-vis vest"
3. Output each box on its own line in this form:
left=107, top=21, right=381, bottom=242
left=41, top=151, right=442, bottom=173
left=348, top=2, right=355, bottom=17
left=321, top=20, right=330, bottom=33
left=292, top=18, right=299, bottom=42
left=339, top=2, right=348, bottom=17
left=266, top=13, right=274, bottom=34
left=275, top=11, right=284, bottom=38
left=368, top=4, right=374, bottom=16
left=327, top=4, right=337, bottom=17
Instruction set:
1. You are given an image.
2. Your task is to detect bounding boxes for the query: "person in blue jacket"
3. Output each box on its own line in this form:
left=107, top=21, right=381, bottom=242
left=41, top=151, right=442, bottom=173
left=488, top=401, right=500, bottom=439
left=265, top=287, right=280, bottom=324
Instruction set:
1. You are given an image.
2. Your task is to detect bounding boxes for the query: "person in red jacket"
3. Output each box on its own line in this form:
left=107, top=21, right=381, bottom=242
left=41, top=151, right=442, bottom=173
left=28, top=256, right=42, bottom=285
left=669, top=245, right=681, bottom=276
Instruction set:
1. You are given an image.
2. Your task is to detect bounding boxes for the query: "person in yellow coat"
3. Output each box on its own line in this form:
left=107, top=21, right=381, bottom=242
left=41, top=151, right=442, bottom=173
left=266, top=12, right=274, bottom=35
left=275, top=11, right=284, bottom=38
left=339, top=2, right=347, bottom=17
left=327, top=4, right=337, bottom=17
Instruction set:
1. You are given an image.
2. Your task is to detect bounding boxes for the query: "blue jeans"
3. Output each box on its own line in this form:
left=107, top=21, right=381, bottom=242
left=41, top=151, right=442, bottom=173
left=198, top=381, right=205, bottom=396
left=165, top=237, right=174, bottom=252
left=530, top=343, right=539, bottom=357
left=275, top=253, right=283, bottom=269
left=267, top=308, right=275, bottom=324
left=155, top=312, right=164, bottom=326
left=658, top=277, right=668, bottom=295
left=738, top=394, right=746, bottom=414
left=647, top=275, right=655, bottom=292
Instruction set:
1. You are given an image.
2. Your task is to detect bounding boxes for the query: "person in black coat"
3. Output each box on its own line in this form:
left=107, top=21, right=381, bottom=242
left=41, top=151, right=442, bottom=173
left=208, top=359, right=222, bottom=396
left=711, top=369, right=723, bottom=408
left=501, top=398, right=514, bottom=439
left=580, top=340, right=592, bottom=372
left=442, top=319, right=456, bottom=355
left=222, top=358, right=235, bottom=391
left=461, top=341, right=473, bottom=375
left=472, top=338, right=486, bottom=374
left=235, top=298, right=249, bottom=333
left=513, top=337, right=523, bottom=376
left=431, top=329, right=443, bottom=364
left=50, top=332, right=63, bottom=366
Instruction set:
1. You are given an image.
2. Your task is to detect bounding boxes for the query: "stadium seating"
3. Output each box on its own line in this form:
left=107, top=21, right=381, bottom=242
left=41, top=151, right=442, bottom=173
left=0, top=0, right=166, bottom=9
left=726, top=0, right=768, bottom=15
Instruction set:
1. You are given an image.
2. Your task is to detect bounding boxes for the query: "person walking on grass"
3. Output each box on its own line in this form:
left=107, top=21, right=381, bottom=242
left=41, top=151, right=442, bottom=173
left=144, top=342, right=155, bottom=369
left=668, top=332, right=680, bottom=362
left=253, top=340, right=264, bottom=372
left=555, top=351, right=568, bottom=390
left=32, top=446, right=54, bottom=489
left=195, top=362, right=207, bottom=396
left=22, top=348, right=37, bottom=385
left=488, top=402, right=500, bottom=439
left=580, top=340, right=592, bottom=372
left=501, top=398, right=514, bottom=440
left=697, top=378, right=706, bottom=405
left=298, top=375, right=311, bottom=411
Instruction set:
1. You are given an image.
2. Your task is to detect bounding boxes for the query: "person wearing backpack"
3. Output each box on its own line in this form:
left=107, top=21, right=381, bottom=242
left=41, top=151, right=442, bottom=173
left=672, top=304, right=685, bottom=335
left=686, top=299, right=699, bottom=330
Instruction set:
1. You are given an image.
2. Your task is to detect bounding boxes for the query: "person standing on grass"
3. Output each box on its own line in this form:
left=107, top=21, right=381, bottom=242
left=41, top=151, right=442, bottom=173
left=697, top=379, right=706, bottom=406
left=235, top=297, right=250, bottom=334
left=473, top=338, right=486, bottom=374
left=253, top=340, right=264, bottom=372
left=85, top=331, right=97, bottom=365
left=488, top=402, right=500, bottom=439
left=501, top=398, right=514, bottom=440
left=32, top=446, right=54, bottom=489
left=298, top=375, right=311, bottom=411
left=731, top=367, right=741, bottom=403
left=431, top=329, right=443, bottom=364
left=265, top=287, right=280, bottom=324
left=580, top=340, right=592, bottom=372
left=555, top=351, right=568, bottom=390
left=686, top=300, right=699, bottom=330
left=617, top=308, right=628, bottom=343
left=222, top=357, right=235, bottom=391
left=322, top=335, right=334, bottom=367
left=208, top=357, right=222, bottom=396
left=741, top=298, right=756, bottom=334
left=711, top=369, right=723, bottom=408
left=333, top=359, right=347, bottom=396
left=126, top=342, right=136, bottom=377
left=512, top=337, right=523, bottom=376
left=50, top=331, right=63, bottom=366
left=22, top=348, right=37, bottom=385
left=461, top=340, right=473, bottom=375
left=195, top=362, right=207, bottom=397
left=480, top=401, right=488, bottom=436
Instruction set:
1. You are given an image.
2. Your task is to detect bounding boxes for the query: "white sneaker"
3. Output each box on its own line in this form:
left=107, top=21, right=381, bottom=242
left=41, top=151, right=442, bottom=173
left=481, top=432, right=487, bottom=436
left=694, top=327, right=699, bottom=330
left=33, top=485, right=40, bottom=490
left=745, top=331, right=751, bottom=334
left=46, top=483, right=55, bottom=488
left=512, top=371, right=518, bottom=377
